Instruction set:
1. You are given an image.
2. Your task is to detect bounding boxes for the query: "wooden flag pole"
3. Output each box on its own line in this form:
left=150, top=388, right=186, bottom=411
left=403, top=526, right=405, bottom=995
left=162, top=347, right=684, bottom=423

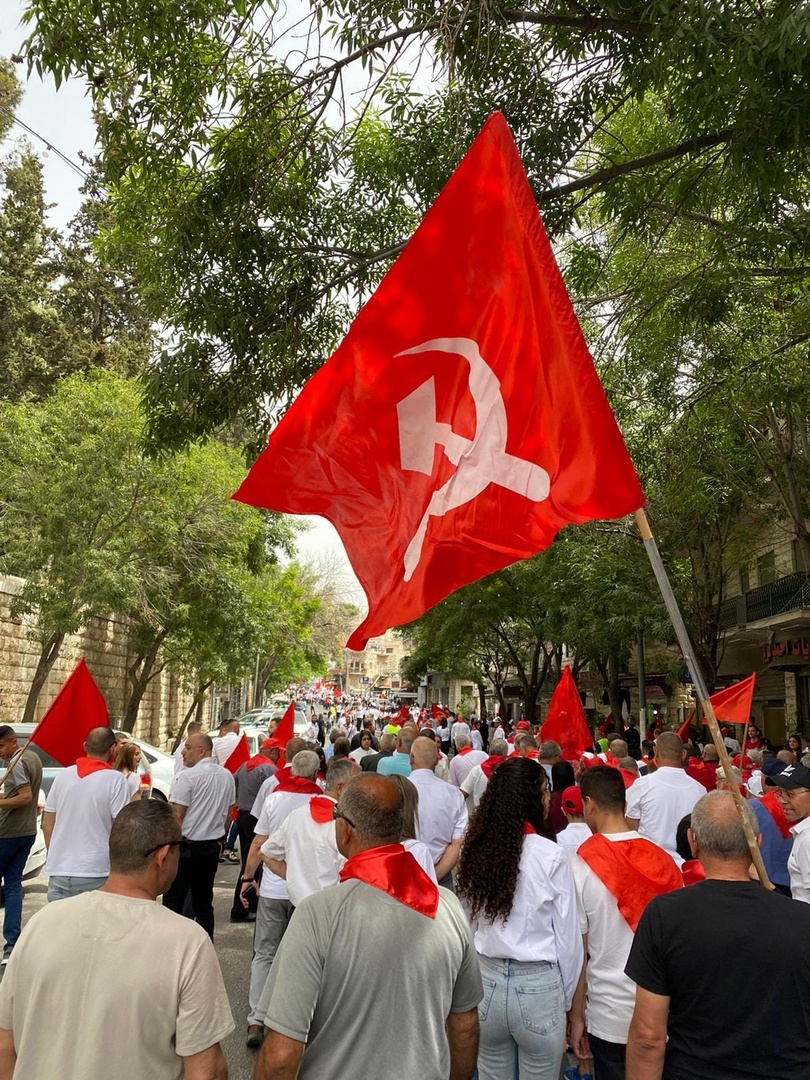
left=634, top=509, right=771, bottom=888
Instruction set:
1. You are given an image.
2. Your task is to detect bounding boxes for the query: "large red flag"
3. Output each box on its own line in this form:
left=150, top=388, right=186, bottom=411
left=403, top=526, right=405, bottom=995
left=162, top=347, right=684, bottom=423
left=676, top=674, right=757, bottom=742
left=223, top=733, right=250, bottom=774
left=266, top=700, right=296, bottom=751
left=234, top=113, right=644, bottom=650
left=30, top=657, right=109, bottom=767
left=540, top=667, right=593, bottom=757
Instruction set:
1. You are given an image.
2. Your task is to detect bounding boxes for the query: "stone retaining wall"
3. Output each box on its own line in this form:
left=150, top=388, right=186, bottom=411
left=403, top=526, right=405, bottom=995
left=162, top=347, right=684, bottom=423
left=0, top=576, right=207, bottom=751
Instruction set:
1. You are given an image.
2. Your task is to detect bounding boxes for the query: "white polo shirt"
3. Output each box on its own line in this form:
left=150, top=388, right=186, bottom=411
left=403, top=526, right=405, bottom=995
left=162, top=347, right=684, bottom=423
left=460, top=763, right=490, bottom=809
left=448, top=750, right=488, bottom=788
left=44, top=766, right=130, bottom=877
left=262, top=796, right=344, bottom=906
left=407, top=769, right=468, bottom=866
left=250, top=773, right=281, bottom=819
left=170, top=758, right=235, bottom=841
left=624, top=766, right=705, bottom=860
left=450, top=721, right=470, bottom=748
left=556, top=821, right=592, bottom=861
left=254, top=791, right=314, bottom=901
left=789, top=816, right=810, bottom=903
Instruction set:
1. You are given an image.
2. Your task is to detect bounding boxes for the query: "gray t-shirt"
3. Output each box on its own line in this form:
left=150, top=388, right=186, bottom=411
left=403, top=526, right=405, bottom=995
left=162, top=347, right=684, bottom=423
left=258, top=879, right=483, bottom=1079
left=0, top=750, right=42, bottom=839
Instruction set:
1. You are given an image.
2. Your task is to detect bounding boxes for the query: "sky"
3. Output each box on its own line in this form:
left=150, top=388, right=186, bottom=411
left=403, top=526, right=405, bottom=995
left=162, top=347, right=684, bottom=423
left=0, top=2, right=365, bottom=608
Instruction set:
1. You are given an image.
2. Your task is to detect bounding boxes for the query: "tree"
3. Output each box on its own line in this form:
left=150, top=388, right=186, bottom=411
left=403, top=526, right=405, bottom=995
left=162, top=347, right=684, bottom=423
left=18, top=1, right=810, bottom=447
left=0, top=372, right=149, bottom=721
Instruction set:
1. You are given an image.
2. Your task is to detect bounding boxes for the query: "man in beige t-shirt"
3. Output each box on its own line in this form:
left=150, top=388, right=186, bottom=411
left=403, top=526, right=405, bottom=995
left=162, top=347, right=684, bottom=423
left=0, top=800, right=234, bottom=1079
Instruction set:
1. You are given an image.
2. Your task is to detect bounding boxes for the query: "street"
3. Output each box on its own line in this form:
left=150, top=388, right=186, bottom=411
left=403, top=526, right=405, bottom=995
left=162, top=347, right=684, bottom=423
left=6, top=861, right=259, bottom=1080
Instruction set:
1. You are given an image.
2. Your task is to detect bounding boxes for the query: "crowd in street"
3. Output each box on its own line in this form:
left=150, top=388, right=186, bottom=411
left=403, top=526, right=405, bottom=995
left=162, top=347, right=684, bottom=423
left=0, top=701, right=809, bottom=1079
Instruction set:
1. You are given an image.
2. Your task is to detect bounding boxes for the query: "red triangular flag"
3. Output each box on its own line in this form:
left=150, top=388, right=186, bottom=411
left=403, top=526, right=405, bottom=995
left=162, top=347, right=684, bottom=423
left=234, top=112, right=645, bottom=650
left=30, top=658, right=109, bottom=767
left=223, top=733, right=250, bottom=774
left=676, top=711, right=696, bottom=743
left=677, top=674, right=757, bottom=742
left=267, top=701, right=295, bottom=749
left=540, top=668, right=593, bottom=757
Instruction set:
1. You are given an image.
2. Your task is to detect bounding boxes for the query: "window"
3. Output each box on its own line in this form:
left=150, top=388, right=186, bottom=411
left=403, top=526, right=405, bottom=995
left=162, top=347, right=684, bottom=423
left=793, top=540, right=808, bottom=573
left=757, top=552, right=777, bottom=586
left=739, top=566, right=750, bottom=594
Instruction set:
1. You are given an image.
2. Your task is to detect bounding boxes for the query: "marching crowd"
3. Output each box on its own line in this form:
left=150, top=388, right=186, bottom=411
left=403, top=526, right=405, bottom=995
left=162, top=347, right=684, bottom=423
left=0, top=704, right=809, bottom=1079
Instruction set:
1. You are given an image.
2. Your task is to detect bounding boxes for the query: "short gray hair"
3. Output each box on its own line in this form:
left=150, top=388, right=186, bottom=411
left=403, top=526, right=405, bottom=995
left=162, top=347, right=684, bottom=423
left=489, top=739, right=508, bottom=757
left=379, top=732, right=396, bottom=752
left=324, top=757, right=357, bottom=794
left=109, top=800, right=181, bottom=874
left=691, top=791, right=758, bottom=859
left=454, top=732, right=471, bottom=749
left=291, top=750, right=320, bottom=779
left=538, top=741, right=561, bottom=759
left=515, top=733, right=538, bottom=752
left=340, top=775, right=403, bottom=844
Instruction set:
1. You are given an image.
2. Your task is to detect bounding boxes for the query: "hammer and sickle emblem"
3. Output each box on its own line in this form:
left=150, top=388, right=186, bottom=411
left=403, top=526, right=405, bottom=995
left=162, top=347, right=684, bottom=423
left=395, top=338, right=550, bottom=582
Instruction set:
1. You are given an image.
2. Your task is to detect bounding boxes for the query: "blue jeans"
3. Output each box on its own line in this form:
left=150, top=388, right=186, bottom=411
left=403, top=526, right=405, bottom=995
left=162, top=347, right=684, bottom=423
left=477, top=955, right=565, bottom=1080
left=47, top=875, right=108, bottom=902
left=0, top=835, right=35, bottom=949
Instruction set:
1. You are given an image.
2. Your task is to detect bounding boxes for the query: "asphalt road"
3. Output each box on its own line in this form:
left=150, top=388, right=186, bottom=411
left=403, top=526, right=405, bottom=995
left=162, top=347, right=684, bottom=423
left=9, top=860, right=260, bottom=1080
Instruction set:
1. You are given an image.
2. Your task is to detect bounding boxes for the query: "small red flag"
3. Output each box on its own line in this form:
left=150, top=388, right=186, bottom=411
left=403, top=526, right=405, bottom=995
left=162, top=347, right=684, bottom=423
left=223, top=733, right=250, bottom=774
left=540, top=668, right=593, bottom=757
left=234, top=112, right=644, bottom=650
left=266, top=700, right=296, bottom=750
left=676, top=674, right=757, bottom=742
left=30, top=658, right=109, bottom=767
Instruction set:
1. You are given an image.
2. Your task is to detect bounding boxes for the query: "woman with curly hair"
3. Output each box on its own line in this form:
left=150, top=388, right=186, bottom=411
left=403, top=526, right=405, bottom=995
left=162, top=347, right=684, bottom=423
left=456, top=757, right=582, bottom=1080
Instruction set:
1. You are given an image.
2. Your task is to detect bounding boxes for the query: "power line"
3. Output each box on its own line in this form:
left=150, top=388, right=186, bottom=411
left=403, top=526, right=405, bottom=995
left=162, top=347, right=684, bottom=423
left=0, top=102, right=90, bottom=180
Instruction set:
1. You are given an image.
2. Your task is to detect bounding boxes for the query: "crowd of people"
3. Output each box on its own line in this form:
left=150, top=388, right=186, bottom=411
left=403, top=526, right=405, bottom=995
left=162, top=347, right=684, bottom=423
left=1, top=703, right=810, bottom=1079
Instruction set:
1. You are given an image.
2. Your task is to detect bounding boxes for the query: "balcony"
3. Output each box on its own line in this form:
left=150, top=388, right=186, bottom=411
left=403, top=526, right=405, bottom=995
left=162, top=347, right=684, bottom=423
left=719, top=572, right=810, bottom=631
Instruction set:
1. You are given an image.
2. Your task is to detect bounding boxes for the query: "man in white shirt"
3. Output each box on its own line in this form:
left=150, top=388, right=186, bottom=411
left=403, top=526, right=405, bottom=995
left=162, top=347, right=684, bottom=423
left=0, top=799, right=234, bottom=1080
left=42, top=726, right=130, bottom=902
left=260, top=758, right=359, bottom=906
left=447, top=734, right=488, bottom=788
left=249, top=737, right=308, bottom=819
left=241, top=750, right=323, bottom=1049
left=173, top=720, right=203, bottom=778
left=768, top=761, right=810, bottom=902
left=569, top=766, right=682, bottom=1080
left=211, top=719, right=241, bottom=767
left=460, top=739, right=509, bottom=811
left=450, top=716, right=470, bottom=752
left=624, top=732, right=706, bottom=860
left=407, top=737, right=468, bottom=889
left=162, top=733, right=235, bottom=940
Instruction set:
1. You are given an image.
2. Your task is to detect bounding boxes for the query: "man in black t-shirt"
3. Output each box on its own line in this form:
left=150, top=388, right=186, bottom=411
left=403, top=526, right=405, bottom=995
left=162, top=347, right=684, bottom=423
left=625, top=790, right=810, bottom=1080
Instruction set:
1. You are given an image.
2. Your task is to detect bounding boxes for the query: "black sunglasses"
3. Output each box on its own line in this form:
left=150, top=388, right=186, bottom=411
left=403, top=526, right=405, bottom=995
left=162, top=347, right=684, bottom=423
left=142, top=840, right=182, bottom=858
left=332, top=805, right=355, bottom=829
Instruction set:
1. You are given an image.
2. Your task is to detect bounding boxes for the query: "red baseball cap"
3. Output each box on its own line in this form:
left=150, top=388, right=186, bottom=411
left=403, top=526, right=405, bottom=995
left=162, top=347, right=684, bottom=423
left=561, top=786, right=583, bottom=813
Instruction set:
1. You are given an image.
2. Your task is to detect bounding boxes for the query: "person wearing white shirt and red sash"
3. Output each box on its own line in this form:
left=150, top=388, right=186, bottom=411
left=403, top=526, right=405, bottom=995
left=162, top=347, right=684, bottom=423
left=457, top=757, right=583, bottom=1080
left=253, top=774, right=483, bottom=1080
left=568, top=766, right=682, bottom=1080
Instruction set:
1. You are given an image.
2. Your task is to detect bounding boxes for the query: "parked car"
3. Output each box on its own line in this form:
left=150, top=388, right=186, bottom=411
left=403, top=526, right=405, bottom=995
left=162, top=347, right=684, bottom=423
left=235, top=708, right=274, bottom=729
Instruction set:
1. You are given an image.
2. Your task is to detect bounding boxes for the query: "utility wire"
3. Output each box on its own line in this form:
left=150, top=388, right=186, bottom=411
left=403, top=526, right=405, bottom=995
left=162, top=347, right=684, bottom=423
left=0, top=102, right=90, bottom=180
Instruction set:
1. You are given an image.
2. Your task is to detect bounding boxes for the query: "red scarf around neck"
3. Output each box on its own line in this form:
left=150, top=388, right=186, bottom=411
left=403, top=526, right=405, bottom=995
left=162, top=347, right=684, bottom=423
left=76, top=758, right=112, bottom=778
left=245, top=754, right=274, bottom=773
left=340, top=844, right=439, bottom=918
left=481, top=754, right=505, bottom=779
left=578, top=833, right=683, bottom=930
left=274, top=773, right=322, bottom=796
left=309, top=795, right=336, bottom=823
left=457, top=745, right=474, bottom=757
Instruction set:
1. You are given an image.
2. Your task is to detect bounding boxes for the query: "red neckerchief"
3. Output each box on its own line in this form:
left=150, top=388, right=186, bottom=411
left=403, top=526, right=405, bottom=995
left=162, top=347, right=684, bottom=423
left=272, top=764, right=291, bottom=787
left=76, top=758, right=112, bottom=778
left=458, top=746, right=473, bottom=757
left=481, top=754, right=505, bottom=779
left=274, top=774, right=322, bottom=795
left=340, top=844, right=439, bottom=918
left=761, top=792, right=793, bottom=840
left=681, top=860, right=706, bottom=886
left=245, top=754, right=274, bottom=773
left=523, top=822, right=537, bottom=835
left=309, top=796, right=336, bottom=823
left=578, top=833, right=683, bottom=931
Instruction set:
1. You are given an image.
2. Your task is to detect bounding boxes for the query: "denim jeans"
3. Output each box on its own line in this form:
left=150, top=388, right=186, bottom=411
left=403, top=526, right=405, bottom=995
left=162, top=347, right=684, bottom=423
left=47, top=874, right=108, bottom=903
left=0, top=834, right=35, bottom=948
left=476, top=955, right=565, bottom=1080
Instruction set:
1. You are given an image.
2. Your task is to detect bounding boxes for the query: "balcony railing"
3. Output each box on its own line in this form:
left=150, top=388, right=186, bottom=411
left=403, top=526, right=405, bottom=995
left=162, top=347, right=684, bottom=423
left=719, top=572, right=810, bottom=630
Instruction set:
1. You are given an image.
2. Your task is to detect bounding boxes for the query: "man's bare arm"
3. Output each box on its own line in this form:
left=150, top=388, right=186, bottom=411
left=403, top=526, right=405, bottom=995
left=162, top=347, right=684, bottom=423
left=41, top=810, right=55, bottom=849
left=626, top=986, right=669, bottom=1080
left=261, top=855, right=287, bottom=879
left=252, top=1030, right=305, bottom=1080
left=435, top=838, right=463, bottom=882
left=0, top=785, right=31, bottom=810
left=183, top=1043, right=228, bottom=1080
left=446, top=1007, right=479, bottom=1080
left=0, top=1027, right=15, bottom=1080
left=170, top=802, right=188, bottom=828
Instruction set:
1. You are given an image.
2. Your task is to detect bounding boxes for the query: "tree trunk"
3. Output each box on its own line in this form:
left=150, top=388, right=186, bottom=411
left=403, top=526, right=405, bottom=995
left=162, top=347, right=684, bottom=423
left=607, top=652, right=623, bottom=727
left=171, top=679, right=213, bottom=752
left=477, top=683, right=487, bottom=718
left=21, top=632, right=66, bottom=724
left=122, top=631, right=168, bottom=733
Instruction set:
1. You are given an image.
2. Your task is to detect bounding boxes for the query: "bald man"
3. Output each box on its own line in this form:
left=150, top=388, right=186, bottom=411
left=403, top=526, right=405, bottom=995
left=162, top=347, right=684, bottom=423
left=254, top=774, right=482, bottom=1080
left=624, top=732, right=705, bottom=861
left=407, top=736, right=468, bottom=889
